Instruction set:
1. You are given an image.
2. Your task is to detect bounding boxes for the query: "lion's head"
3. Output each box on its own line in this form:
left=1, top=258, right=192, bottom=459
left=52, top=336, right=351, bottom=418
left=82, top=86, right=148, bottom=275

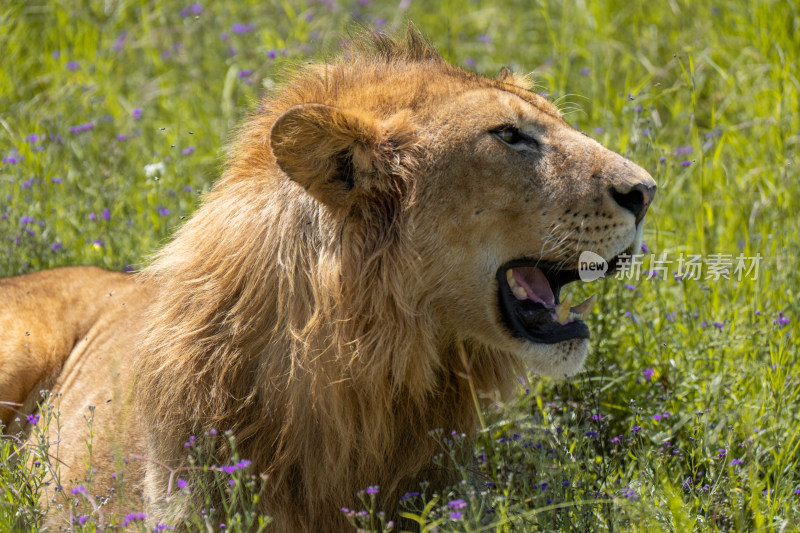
left=265, top=32, right=655, bottom=381
left=138, top=26, right=656, bottom=529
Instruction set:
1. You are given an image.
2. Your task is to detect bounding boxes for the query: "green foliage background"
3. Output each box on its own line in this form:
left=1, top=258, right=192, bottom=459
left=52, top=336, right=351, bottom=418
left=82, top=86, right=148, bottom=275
left=1, top=0, right=798, bottom=530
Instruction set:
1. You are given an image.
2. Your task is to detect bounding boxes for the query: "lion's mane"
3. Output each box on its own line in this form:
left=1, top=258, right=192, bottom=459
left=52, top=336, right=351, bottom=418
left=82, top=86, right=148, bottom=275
left=136, top=28, right=517, bottom=530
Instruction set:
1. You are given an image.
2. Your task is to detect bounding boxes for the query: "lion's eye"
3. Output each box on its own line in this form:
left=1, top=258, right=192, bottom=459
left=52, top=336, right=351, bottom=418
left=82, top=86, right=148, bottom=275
left=493, top=125, right=522, bottom=144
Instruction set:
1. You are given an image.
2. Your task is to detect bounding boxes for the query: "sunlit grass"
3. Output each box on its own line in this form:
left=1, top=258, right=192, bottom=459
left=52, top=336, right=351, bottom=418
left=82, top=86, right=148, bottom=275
left=1, top=0, right=798, bottom=530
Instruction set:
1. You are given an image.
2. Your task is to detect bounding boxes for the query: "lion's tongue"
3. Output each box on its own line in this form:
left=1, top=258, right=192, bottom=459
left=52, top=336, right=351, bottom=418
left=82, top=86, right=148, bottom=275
left=512, top=267, right=555, bottom=307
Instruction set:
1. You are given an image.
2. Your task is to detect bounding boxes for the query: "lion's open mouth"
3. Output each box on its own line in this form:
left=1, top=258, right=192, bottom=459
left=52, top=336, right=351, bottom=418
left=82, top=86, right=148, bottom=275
left=496, top=256, right=623, bottom=344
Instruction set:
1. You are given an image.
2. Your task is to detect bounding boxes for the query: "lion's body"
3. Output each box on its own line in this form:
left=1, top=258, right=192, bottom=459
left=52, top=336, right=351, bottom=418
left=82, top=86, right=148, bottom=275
left=1, top=28, right=655, bottom=531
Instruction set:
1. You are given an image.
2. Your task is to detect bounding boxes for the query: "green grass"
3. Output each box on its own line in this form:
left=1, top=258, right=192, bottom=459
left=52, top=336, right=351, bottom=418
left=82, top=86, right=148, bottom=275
left=1, top=0, right=798, bottom=530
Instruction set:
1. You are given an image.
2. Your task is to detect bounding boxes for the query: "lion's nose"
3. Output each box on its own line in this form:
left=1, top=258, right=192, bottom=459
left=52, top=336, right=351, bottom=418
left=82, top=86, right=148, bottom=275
left=610, top=183, right=657, bottom=224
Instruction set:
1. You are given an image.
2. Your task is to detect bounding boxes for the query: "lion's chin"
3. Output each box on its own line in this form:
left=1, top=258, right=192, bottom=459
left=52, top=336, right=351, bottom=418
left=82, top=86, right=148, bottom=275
left=516, top=338, right=589, bottom=378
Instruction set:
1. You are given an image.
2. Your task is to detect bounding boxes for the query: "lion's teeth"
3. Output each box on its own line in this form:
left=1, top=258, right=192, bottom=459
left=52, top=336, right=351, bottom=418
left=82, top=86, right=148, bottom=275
left=554, top=295, right=571, bottom=324
left=507, top=270, right=526, bottom=300
left=570, top=294, right=597, bottom=321
left=507, top=270, right=529, bottom=300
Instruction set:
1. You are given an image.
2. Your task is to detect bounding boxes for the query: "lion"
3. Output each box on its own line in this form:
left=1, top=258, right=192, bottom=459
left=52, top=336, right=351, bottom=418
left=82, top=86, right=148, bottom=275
left=0, top=26, right=655, bottom=531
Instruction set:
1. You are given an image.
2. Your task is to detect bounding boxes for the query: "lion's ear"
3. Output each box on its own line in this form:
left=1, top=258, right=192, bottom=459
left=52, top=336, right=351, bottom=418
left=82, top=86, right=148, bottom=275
left=270, top=103, right=411, bottom=207
left=495, top=66, right=534, bottom=91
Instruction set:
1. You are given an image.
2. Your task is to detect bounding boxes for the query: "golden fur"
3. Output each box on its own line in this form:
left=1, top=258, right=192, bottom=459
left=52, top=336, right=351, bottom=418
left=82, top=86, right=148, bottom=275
left=0, top=26, right=655, bottom=531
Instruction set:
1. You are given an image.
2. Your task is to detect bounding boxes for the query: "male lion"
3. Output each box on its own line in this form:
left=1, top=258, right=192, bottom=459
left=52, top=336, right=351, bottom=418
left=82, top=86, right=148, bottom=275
left=0, top=27, right=655, bottom=531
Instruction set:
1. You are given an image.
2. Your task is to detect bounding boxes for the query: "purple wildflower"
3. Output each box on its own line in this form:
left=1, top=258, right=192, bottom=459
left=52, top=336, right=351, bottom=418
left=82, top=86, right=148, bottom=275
left=449, top=512, right=463, bottom=520
left=365, top=485, right=379, bottom=495
left=267, top=49, right=276, bottom=59
left=621, top=486, right=638, bottom=500
left=51, top=242, right=62, bottom=252
left=89, top=213, right=97, bottom=221
left=591, top=413, right=602, bottom=421
left=675, top=146, right=693, bottom=155
left=652, top=414, right=662, bottom=421
left=773, top=311, right=790, bottom=327
left=731, top=458, right=743, bottom=466
left=51, top=177, right=63, bottom=184
left=594, top=127, right=603, bottom=134
left=132, top=107, right=143, bottom=120
left=662, top=411, right=671, bottom=418
left=27, top=413, right=40, bottom=425
left=220, top=465, right=236, bottom=474
left=632, top=425, right=641, bottom=434
left=181, top=146, right=195, bottom=156
left=102, top=208, right=110, bottom=221
left=448, top=499, right=467, bottom=510
left=71, top=485, right=87, bottom=496
left=580, top=67, right=590, bottom=76
left=21, top=178, right=35, bottom=188
left=177, top=478, right=188, bottom=489
left=235, top=459, right=252, bottom=469
left=92, top=238, right=104, bottom=248
left=464, top=58, right=476, bottom=68
left=681, top=160, right=692, bottom=167
left=718, top=448, right=726, bottom=458
left=117, top=134, right=128, bottom=141
left=25, top=133, right=38, bottom=143
left=401, top=491, right=419, bottom=500
left=184, top=185, right=193, bottom=192
left=77, top=515, right=88, bottom=525
left=69, top=122, right=95, bottom=134
left=610, top=435, right=622, bottom=444
left=66, top=60, right=79, bottom=71
left=228, top=479, right=237, bottom=486
left=634, top=105, right=643, bottom=112
left=121, top=512, right=147, bottom=527
left=643, top=368, right=654, bottom=381
left=713, top=321, right=724, bottom=329
left=624, top=284, right=636, bottom=290
left=157, top=206, right=171, bottom=216
left=640, top=241, right=649, bottom=253
left=112, top=31, right=126, bottom=52
left=231, top=23, right=254, bottom=34
left=238, top=69, right=253, bottom=79
left=478, top=34, right=491, bottom=43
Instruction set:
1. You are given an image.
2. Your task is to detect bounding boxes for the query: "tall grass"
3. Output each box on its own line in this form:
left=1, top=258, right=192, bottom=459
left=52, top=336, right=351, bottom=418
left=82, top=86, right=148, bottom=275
left=1, top=0, right=798, bottom=530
